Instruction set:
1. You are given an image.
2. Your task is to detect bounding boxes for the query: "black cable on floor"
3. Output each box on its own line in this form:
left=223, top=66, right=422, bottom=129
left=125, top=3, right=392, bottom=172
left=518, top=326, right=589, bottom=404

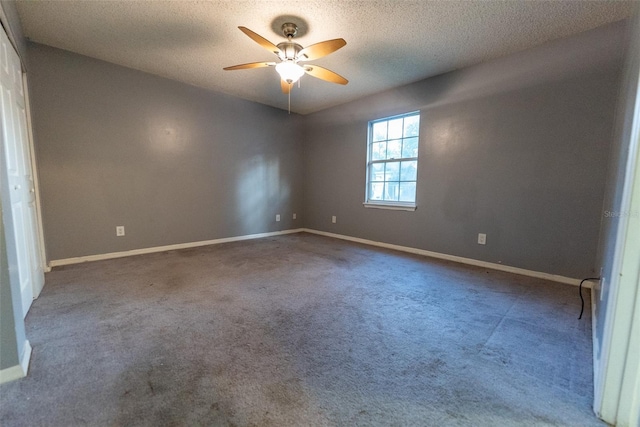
left=579, top=277, right=600, bottom=319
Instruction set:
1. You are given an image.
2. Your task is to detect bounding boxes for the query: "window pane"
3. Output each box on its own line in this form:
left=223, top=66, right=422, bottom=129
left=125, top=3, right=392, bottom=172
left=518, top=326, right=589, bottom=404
left=400, top=161, right=417, bottom=181
left=388, top=118, right=403, bottom=139
left=369, top=182, right=384, bottom=200
left=372, top=121, right=387, bottom=142
left=386, top=139, right=402, bottom=159
left=370, top=163, right=384, bottom=181
left=367, top=112, right=420, bottom=206
left=384, top=182, right=399, bottom=201
left=384, top=162, right=400, bottom=181
left=399, top=182, right=416, bottom=202
left=371, top=141, right=386, bottom=160
left=403, top=115, right=420, bottom=137
left=402, top=137, right=419, bottom=158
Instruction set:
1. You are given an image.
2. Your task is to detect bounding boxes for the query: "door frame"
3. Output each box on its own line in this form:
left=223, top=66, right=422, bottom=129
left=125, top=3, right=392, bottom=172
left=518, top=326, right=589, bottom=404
left=593, top=8, right=640, bottom=424
left=22, top=73, right=47, bottom=278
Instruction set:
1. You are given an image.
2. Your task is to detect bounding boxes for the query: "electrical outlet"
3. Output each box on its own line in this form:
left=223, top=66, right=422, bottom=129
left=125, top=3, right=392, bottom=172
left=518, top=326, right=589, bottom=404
left=276, top=214, right=281, bottom=222
left=116, top=226, right=125, bottom=237
left=478, top=233, right=486, bottom=245
left=293, top=213, right=297, bottom=220
left=332, top=216, right=337, bottom=224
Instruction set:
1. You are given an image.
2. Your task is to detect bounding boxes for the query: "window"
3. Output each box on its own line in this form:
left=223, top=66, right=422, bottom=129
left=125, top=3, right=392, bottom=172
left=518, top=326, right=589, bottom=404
left=365, top=112, right=420, bottom=210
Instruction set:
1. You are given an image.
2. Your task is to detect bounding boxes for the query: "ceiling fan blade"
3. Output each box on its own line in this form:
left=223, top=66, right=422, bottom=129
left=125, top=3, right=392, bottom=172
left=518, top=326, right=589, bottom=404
left=298, top=39, right=346, bottom=61
left=223, top=62, right=276, bottom=71
left=281, top=79, right=292, bottom=94
left=304, top=65, right=348, bottom=85
left=238, top=26, right=282, bottom=56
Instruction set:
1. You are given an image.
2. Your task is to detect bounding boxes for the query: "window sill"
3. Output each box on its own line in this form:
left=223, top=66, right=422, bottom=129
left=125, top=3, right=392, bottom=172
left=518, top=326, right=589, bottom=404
left=363, top=202, right=417, bottom=211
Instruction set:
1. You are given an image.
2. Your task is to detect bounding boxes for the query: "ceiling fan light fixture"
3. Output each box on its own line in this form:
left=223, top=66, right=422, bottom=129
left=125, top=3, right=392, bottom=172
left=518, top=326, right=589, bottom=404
left=275, top=61, right=305, bottom=84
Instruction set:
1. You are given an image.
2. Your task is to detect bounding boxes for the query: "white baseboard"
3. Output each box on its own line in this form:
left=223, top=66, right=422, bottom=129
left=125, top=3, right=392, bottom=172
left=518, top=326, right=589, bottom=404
left=48, top=226, right=585, bottom=288
left=301, top=228, right=585, bottom=287
left=49, top=229, right=305, bottom=267
left=0, top=340, right=31, bottom=385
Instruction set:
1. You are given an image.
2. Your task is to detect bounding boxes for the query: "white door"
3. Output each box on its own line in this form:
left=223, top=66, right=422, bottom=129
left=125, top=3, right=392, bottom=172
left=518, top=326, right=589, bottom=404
left=0, top=27, right=43, bottom=317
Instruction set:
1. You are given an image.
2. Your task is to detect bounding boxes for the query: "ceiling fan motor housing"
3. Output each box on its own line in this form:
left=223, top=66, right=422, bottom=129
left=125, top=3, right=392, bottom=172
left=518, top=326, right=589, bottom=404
left=277, top=42, right=303, bottom=62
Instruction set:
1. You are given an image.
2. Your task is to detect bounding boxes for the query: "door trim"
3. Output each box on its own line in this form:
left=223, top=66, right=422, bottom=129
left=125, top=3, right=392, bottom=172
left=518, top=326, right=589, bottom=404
left=22, top=74, right=47, bottom=278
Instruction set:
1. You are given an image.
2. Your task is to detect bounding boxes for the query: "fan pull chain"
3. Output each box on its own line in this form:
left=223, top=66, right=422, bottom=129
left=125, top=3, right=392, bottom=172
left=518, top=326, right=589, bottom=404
left=288, top=90, right=291, bottom=114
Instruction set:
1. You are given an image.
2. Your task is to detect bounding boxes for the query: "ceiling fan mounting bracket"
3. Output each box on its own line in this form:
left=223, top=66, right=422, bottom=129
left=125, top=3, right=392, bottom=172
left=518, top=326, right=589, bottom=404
left=281, top=23, right=298, bottom=39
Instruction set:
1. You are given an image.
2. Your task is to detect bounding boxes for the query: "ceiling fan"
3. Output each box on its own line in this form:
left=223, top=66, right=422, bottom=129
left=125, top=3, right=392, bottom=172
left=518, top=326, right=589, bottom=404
left=223, top=23, right=348, bottom=95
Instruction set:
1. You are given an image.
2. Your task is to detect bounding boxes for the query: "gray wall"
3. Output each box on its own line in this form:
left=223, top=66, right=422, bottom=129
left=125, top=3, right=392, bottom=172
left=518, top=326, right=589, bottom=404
left=0, top=196, right=22, bottom=370
left=27, top=43, right=304, bottom=261
left=302, top=21, right=625, bottom=279
left=26, top=20, right=626, bottom=278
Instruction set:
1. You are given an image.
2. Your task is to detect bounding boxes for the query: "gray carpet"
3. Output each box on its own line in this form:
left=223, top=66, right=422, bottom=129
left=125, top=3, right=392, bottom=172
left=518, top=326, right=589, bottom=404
left=0, top=233, right=602, bottom=426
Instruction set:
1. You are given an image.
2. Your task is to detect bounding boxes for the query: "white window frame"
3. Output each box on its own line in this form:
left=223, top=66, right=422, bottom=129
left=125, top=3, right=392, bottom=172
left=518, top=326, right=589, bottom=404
left=364, top=111, right=420, bottom=211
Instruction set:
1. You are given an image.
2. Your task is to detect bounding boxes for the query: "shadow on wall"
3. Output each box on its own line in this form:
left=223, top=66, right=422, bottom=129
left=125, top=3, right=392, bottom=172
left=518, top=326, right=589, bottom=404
left=235, top=155, right=290, bottom=234
left=424, top=19, right=625, bottom=112
left=315, top=19, right=627, bottom=128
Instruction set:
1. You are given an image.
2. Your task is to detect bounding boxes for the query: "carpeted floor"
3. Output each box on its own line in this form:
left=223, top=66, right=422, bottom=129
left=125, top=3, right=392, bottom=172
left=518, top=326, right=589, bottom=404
left=0, top=233, right=602, bottom=426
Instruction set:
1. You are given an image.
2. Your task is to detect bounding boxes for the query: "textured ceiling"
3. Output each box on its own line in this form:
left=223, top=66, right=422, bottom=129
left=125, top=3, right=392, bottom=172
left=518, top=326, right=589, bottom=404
left=16, top=0, right=634, bottom=115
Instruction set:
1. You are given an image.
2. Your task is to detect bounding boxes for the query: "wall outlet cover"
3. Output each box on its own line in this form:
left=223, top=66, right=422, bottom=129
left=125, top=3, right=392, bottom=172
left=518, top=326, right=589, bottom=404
left=276, top=214, right=281, bottom=222
left=478, top=233, right=486, bottom=245
left=332, top=216, right=337, bottom=224
left=116, top=226, right=125, bottom=237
